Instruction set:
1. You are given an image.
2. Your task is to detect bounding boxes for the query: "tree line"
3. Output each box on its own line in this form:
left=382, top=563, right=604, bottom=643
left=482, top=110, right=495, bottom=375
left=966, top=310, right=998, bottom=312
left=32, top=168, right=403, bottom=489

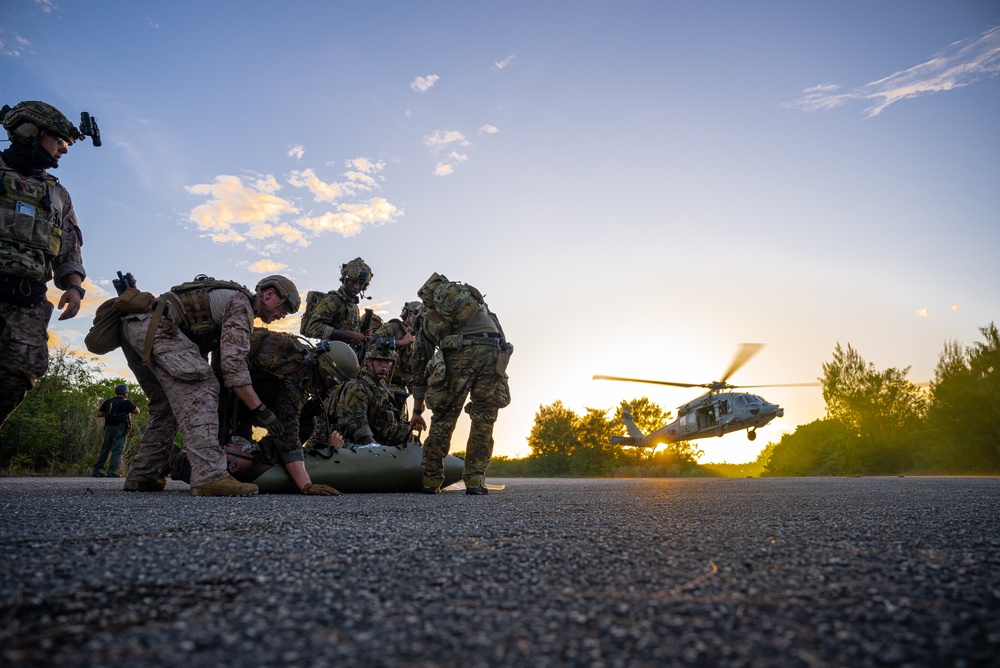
left=2, top=323, right=997, bottom=477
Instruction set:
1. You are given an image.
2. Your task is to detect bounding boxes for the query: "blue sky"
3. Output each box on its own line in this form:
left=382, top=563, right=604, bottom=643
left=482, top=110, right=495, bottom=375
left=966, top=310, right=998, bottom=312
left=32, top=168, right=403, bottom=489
left=3, top=1, right=998, bottom=463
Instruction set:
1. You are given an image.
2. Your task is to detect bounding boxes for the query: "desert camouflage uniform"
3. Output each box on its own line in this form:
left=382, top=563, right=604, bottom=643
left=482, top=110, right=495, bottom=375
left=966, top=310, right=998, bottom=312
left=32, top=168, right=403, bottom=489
left=412, top=307, right=511, bottom=488
left=299, top=287, right=360, bottom=340
left=0, top=154, right=85, bottom=425
left=122, top=289, right=253, bottom=487
left=333, top=369, right=411, bottom=446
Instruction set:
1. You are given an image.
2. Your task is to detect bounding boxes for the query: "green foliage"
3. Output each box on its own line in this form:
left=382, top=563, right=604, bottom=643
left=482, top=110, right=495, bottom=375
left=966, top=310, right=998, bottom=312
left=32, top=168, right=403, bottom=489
left=0, top=348, right=148, bottom=474
left=919, top=322, right=1000, bottom=473
left=520, top=398, right=702, bottom=477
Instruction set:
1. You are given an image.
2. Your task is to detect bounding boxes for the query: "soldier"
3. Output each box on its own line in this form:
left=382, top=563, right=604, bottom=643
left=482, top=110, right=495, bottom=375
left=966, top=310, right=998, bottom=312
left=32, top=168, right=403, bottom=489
left=120, top=275, right=298, bottom=496
left=216, top=332, right=358, bottom=494
left=0, top=101, right=92, bottom=427
left=327, top=336, right=412, bottom=447
left=410, top=275, right=512, bottom=495
left=374, top=301, right=420, bottom=393
left=299, top=338, right=360, bottom=446
left=299, top=257, right=374, bottom=351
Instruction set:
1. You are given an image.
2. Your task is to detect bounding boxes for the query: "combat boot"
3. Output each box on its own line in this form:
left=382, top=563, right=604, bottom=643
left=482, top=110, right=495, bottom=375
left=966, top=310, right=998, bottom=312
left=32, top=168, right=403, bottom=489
left=190, top=476, right=259, bottom=497
left=465, top=484, right=489, bottom=495
left=124, top=477, right=166, bottom=492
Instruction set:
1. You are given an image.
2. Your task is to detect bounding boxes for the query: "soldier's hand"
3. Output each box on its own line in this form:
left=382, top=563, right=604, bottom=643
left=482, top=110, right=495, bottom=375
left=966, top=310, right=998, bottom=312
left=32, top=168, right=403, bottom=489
left=57, top=287, right=82, bottom=320
left=326, top=430, right=345, bottom=448
left=302, top=483, right=341, bottom=496
left=409, top=414, right=427, bottom=431
left=251, top=404, right=285, bottom=438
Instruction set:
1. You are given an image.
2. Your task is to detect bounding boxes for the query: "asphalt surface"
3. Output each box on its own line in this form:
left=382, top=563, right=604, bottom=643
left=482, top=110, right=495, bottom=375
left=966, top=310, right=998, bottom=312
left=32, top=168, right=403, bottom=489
left=1, top=476, right=997, bottom=667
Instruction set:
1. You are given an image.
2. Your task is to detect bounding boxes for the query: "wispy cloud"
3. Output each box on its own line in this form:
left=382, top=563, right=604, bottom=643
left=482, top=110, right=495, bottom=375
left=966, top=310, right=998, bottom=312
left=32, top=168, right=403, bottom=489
left=34, top=0, right=56, bottom=14
left=147, top=17, right=160, bottom=29
left=187, top=157, right=404, bottom=248
left=424, top=129, right=473, bottom=176
left=410, top=74, right=440, bottom=93
left=915, top=307, right=931, bottom=318
left=478, top=124, right=499, bottom=135
left=493, top=55, right=515, bottom=70
left=786, top=23, right=1000, bottom=116
left=0, top=32, right=32, bottom=58
left=288, top=145, right=305, bottom=160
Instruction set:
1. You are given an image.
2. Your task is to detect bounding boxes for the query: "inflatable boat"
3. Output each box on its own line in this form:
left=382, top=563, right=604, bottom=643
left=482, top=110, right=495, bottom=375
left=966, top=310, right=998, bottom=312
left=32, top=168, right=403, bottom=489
left=226, top=439, right=465, bottom=493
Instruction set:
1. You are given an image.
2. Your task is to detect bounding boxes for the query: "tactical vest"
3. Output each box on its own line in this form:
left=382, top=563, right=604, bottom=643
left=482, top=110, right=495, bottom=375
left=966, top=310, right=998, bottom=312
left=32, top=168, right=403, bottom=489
left=163, top=277, right=253, bottom=352
left=0, top=166, right=64, bottom=281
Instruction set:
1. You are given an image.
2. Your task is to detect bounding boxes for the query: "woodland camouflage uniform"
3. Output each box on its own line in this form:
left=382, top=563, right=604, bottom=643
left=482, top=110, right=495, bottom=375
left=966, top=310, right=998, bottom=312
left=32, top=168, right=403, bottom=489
left=412, top=291, right=511, bottom=490
left=333, top=368, right=411, bottom=446
left=375, top=314, right=416, bottom=390
left=299, top=286, right=360, bottom=340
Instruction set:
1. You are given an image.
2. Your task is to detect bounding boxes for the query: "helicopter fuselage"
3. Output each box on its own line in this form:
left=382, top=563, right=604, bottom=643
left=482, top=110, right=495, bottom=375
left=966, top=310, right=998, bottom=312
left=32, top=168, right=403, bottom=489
left=611, top=391, right=784, bottom=446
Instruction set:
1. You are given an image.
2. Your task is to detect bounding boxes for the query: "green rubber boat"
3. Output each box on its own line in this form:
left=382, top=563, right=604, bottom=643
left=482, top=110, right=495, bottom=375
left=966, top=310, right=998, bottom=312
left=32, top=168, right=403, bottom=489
left=226, top=440, right=465, bottom=493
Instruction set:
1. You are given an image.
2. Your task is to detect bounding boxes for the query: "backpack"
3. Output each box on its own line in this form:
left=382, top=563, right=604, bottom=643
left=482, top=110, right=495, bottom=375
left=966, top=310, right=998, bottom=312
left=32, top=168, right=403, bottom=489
left=249, top=329, right=313, bottom=383
left=416, top=272, right=485, bottom=327
left=164, top=276, right=253, bottom=349
left=84, top=287, right=157, bottom=355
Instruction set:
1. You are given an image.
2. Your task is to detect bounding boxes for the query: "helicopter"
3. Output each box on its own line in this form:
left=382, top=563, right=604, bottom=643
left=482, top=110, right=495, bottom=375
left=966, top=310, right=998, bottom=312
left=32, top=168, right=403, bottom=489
left=593, top=344, right=818, bottom=446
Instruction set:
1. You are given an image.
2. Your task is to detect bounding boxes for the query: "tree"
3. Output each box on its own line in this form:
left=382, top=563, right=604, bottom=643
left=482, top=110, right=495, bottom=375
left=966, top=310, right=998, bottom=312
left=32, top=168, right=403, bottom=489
left=922, top=323, right=1000, bottom=472
left=525, top=401, right=579, bottom=476
left=571, top=407, right=617, bottom=476
left=820, top=343, right=927, bottom=473
left=763, top=418, right=856, bottom=476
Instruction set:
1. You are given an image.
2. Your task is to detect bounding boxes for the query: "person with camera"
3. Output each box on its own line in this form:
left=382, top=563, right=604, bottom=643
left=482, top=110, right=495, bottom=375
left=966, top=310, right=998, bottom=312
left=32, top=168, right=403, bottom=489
left=0, top=101, right=98, bottom=427
left=92, top=384, right=140, bottom=478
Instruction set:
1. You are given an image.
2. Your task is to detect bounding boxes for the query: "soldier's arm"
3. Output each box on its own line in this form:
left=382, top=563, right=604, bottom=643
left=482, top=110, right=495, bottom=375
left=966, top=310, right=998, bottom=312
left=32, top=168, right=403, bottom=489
left=335, top=382, right=377, bottom=444
left=219, top=293, right=262, bottom=408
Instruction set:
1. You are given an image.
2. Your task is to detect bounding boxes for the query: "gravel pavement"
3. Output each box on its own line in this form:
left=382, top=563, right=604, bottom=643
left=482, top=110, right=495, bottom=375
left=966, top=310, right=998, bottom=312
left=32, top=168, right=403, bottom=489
left=1, top=476, right=998, bottom=667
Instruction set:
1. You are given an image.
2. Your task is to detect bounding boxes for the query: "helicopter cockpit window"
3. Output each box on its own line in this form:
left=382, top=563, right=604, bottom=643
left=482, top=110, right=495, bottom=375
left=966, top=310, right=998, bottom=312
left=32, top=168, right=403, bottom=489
left=746, top=395, right=762, bottom=405
left=735, top=395, right=747, bottom=407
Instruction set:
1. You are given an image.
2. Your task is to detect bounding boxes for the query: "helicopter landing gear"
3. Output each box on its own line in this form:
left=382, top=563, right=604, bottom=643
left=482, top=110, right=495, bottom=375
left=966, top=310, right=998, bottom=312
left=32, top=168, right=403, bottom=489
left=747, top=429, right=757, bottom=441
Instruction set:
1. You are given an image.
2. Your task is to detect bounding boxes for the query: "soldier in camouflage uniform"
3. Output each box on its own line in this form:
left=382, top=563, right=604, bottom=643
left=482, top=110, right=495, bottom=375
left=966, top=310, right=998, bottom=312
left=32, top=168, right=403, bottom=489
left=410, top=275, right=512, bottom=495
left=0, top=101, right=90, bottom=427
left=374, top=301, right=420, bottom=393
left=218, top=332, right=358, bottom=494
left=121, top=275, right=298, bottom=496
left=327, top=336, right=412, bottom=447
left=301, top=340, right=361, bottom=448
left=299, top=257, right=373, bottom=349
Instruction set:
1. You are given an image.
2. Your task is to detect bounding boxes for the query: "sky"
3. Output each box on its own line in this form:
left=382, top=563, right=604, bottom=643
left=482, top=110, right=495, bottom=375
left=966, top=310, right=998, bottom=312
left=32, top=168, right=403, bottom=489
left=2, top=0, right=998, bottom=464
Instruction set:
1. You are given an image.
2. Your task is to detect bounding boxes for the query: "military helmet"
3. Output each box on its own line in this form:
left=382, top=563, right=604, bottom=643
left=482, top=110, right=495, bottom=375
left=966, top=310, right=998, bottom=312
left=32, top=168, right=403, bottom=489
left=115, top=383, right=128, bottom=396
left=316, top=340, right=360, bottom=384
left=340, top=257, right=373, bottom=289
left=366, top=335, right=397, bottom=362
left=255, top=275, right=301, bottom=313
left=400, top=301, right=422, bottom=318
left=1, top=101, right=83, bottom=145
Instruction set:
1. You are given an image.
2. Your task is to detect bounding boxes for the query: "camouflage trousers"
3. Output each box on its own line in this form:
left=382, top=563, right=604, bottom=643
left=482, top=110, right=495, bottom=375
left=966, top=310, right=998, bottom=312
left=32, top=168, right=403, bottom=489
left=121, top=312, right=228, bottom=487
left=422, top=343, right=510, bottom=488
left=0, top=299, right=53, bottom=428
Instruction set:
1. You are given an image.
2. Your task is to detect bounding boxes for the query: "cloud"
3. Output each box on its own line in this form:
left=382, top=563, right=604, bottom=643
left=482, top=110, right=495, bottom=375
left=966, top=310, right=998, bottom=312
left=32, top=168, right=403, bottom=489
left=786, top=23, right=1000, bottom=116
left=187, top=157, right=403, bottom=252
left=410, top=74, right=440, bottom=93
left=187, top=175, right=299, bottom=235
left=0, top=32, right=32, bottom=58
left=34, top=0, right=55, bottom=14
left=288, top=145, right=305, bottom=160
left=493, top=55, right=515, bottom=70
left=288, top=168, right=342, bottom=203
left=478, top=124, right=499, bottom=135
left=147, top=18, right=160, bottom=29
left=424, top=130, right=473, bottom=175
left=250, top=258, right=288, bottom=273
left=915, top=308, right=931, bottom=318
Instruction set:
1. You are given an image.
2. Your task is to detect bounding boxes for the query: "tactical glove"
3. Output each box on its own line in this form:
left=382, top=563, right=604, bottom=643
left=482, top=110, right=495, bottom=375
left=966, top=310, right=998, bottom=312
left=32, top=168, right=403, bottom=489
left=302, top=483, right=341, bottom=496
left=251, top=404, right=285, bottom=438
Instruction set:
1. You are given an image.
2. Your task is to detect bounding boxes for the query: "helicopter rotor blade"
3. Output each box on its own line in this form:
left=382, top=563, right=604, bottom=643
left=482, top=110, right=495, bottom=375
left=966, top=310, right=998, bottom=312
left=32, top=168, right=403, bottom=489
left=726, top=382, right=822, bottom=389
left=720, top=343, right=765, bottom=383
left=592, top=375, right=702, bottom=389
